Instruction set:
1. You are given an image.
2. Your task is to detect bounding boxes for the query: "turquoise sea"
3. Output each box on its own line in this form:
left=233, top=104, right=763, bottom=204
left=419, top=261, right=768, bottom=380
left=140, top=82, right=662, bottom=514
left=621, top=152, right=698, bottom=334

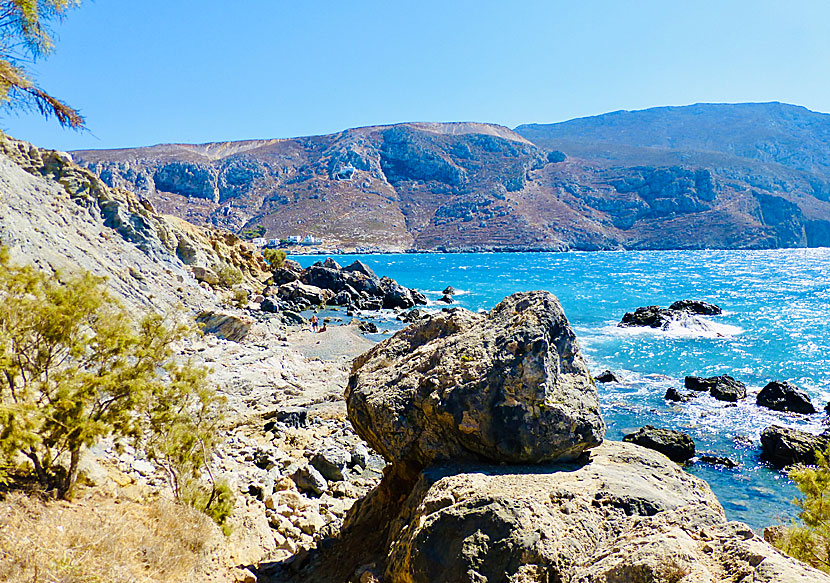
left=295, top=249, right=830, bottom=531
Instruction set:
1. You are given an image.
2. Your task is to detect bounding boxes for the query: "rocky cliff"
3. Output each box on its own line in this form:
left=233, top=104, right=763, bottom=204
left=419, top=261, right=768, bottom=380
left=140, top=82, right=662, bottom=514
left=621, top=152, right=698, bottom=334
left=71, top=104, right=830, bottom=251
left=0, top=131, right=271, bottom=312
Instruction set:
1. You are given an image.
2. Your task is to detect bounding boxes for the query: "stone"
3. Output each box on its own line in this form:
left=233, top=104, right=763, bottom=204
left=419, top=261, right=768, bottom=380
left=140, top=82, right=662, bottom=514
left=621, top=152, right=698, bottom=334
left=330, top=290, right=352, bottom=306
left=760, top=425, right=830, bottom=466
left=192, top=265, right=219, bottom=285
left=195, top=310, right=253, bottom=342
left=438, top=294, right=454, bottom=304
left=271, top=266, right=299, bottom=286
left=260, top=297, right=280, bottom=313
left=349, top=444, right=369, bottom=469
left=291, top=464, right=328, bottom=496
left=131, top=459, right=155, bottom=476
left=264, top=407, right=309, bottom=430
left=622, top=426, right=695, bottom=462
left=594, top=370, right=620, bottom=383
left=410, top=289, right=428, bottom=305
left=442, top=286, right=456, bottom=295
left=357, top=321, right=378, bottom=334
left=296, top=511, right=326, bottom=535
left=401, top=309, right=426, bottom=323
left=618, top=305, right=669, bottom=328
left=278, top=281, right=332, bottom=305
left=346, top=291, right=605, bottom=467
left=757, top=381, right=816, bottom=414
left=342, top=260, right=376, bottom=279
left=685, top=375, right=746, bottom=402
left=378, top=276, right=415, bottom=309
left=298, top=442, right=830, bottom=583
left=697, top=453, right=738, bottom=468
left=668, top=300, right=722, bottom=315
left=665, top=387, right=691, bottom=402
left=322, top=257, right=341, bottom=270
left=237, top=567, right=257, bottom=583
left=311, top=447, right=351, bottom=482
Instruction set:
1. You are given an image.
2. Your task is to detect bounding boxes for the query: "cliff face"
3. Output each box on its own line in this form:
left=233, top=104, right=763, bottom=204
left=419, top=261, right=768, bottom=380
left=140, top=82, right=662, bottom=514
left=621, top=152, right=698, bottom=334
left=72, top=105, right=830, bottom=251
left=0, top=132, right=270, bottom=313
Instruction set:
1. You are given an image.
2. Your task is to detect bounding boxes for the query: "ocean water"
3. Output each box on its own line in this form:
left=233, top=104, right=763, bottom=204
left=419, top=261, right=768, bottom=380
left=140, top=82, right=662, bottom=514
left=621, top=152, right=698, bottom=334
left=294, top=249, right=830, bottom=530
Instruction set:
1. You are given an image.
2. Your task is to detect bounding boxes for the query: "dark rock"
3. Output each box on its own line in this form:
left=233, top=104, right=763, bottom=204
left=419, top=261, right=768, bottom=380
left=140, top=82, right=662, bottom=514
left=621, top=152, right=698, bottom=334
left=685, top=375, right=746, bottom=402
left=346, top=291, right=605, bottom=467
left=329, top=290, right=352, bottom=306
left=618, top=305, right=669, bottom=328
left=360, top=297, right=383, bottom=311
left=311, top=447, right=350, bottom=482
left=278, top=281, right=332, bottom=305
left=668, top=300, right=722, bottom=315
left=291, top=464, right=328, bottom=496
left=358, top=321, right=378, bottom=334
left=402, top=309, right=426, bottom=323
left=665, top=388, right=691, bottom=402
left=264, top=407, right=308, bottom=429
left=283, top=259, right=303, bottom=273
left=622, top=425, right=695, bottom=462
left=697, top=453, right=738, bottom=468
left=342, top=260, right=376, bottom=279
left=349, top=444, right=369, bottom=469
left=322, top=257, right=341, bottom=270
left=281, top=310, right=306, bottom=326
left=757, top=381, right=816, bottom=414
left=271, top=266, right=300, bottom=286
left=260, top=297, right=280, bottom=313
left=410, top=289, right=428, bottom=305
left=595, top=370, right=621, bottom=383
left=379, top=276, right=415, bottom=309
left=760, top=425, right=830, bottom=466
left=442, top=286, right=456, bottom=295
left=439, top=294, right=454, bottom=304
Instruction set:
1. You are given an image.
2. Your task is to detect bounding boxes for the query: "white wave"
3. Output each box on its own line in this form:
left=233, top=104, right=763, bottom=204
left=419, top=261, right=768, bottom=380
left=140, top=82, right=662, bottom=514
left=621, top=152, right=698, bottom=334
left=601, top=314, right=743, bottom=339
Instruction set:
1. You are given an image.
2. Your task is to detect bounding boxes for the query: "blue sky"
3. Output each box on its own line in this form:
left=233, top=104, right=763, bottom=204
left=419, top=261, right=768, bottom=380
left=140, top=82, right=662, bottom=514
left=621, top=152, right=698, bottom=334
left=2, top=0, right=828, bottom=151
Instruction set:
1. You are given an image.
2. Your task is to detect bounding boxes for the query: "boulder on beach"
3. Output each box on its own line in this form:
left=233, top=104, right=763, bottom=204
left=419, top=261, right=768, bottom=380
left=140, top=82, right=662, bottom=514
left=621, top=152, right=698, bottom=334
left=685, top=375, right=746, bottom=402
left=346, top=291, right=605, bottom=467
left=760, top=425, right=830, bottom=467
left=757, top=381, right=816, bottom=414
left=622, top=425, right=696, bottom=462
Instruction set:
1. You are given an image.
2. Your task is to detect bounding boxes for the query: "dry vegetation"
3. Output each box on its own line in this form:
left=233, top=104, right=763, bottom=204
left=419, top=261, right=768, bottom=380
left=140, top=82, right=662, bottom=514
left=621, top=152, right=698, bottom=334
left=0, top=490, right=228, bottom=583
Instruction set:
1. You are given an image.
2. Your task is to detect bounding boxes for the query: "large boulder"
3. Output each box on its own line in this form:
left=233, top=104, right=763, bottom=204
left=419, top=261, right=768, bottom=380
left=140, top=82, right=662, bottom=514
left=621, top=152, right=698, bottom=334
left=685, top=375, right=746, bottom=402
left=622, top=426, right=695, bottom=462
left=277, top=280, right=332, bottom=305
left=757, top=381, right=816, bottom=414
left=346, top=291, right=605, bottom=467
left=760, top=425, right=830, bottom=466
left=342, top=259, right=376, bottom=279
left=289, top=442, right=830, bottom=583
left=378, top=276, right=415, bottom=309
left=618, top=305, right=670, bottom=328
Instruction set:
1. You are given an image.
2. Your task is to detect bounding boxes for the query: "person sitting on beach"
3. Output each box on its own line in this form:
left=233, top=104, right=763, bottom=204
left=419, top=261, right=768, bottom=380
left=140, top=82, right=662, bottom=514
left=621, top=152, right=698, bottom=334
left=311, top=313, right=319, bottom=333
left=318, top=323, right=327, bottom=333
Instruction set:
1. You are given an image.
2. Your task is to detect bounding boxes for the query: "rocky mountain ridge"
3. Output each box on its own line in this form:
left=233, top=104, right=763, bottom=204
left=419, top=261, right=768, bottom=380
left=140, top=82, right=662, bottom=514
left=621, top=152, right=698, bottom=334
left=71, top=102, right=830, bottom=251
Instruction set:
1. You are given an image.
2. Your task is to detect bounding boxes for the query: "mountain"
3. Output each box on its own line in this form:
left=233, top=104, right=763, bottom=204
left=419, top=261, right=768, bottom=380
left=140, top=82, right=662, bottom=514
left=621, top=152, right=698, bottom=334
left=71, top=104, right=830, bottom=251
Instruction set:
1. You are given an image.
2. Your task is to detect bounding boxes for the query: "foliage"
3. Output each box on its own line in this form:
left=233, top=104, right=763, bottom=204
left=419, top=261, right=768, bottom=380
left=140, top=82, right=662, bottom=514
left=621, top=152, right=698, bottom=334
left=215, top=264, right=243, bottom=287
left=0, top=0, right=84, bottom=127
left=262, top=248, right=286, bottom=270
left=0, top=247, right=219, bottom=503
left=228, top=287, right=248, bottom=309
left=240, top=224, right=266, bottom=240
left=180, top=478, right=234, bottom=534
left=774, top=448, right=830, bottom=572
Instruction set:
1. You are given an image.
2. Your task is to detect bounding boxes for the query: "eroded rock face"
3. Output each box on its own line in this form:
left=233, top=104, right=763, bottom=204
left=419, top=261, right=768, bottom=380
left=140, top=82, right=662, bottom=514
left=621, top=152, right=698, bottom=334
left=346, top=291, right=605, bottom=467
left=623, top=425, right=696, bottom=462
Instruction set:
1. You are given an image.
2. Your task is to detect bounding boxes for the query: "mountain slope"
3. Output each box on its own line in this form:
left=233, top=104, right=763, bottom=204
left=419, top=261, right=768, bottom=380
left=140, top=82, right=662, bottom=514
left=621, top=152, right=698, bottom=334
left=71, top=107, right=830, bottom=252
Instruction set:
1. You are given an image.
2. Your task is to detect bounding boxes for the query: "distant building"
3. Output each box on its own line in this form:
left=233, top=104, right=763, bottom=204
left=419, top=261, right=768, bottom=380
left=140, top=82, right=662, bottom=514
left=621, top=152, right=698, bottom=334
left=286, top=235, right=302, bottom=244
left=251, top=237, right=267, bottom=246
left=301, top=235, right=322, bottom=246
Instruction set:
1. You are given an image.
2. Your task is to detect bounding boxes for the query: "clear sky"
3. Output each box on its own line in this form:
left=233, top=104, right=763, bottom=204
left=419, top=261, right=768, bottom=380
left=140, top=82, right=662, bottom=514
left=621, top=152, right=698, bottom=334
left=2, top=0, right=828, bottom=151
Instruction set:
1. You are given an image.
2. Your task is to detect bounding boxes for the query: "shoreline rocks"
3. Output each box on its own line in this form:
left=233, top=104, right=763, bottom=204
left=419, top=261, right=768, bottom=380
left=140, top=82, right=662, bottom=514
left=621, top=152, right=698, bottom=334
left=757, top=381, right=816, bottom=414
left=760, top=425, right=830, bottom=466
left=685, top=374, right=747, bottom=402
left=622, top=425, right=696, bottom=462
left=618, top=299, right=722, bottom=329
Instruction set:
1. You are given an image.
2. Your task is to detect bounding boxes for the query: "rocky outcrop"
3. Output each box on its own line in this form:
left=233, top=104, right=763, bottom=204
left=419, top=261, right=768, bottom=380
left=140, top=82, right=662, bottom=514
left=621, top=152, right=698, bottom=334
left=595, top=369, right=621, bottom=383
left=760, top=425, right=830, bottom=466
left=757, top=381, right=816, bottom=414
left=195, top=310, right=254, bottom=342
left=685, top=375, right=747, bottom=402
left=290, top=442, right=828, bottom=583
left=622, top=426, right=696, bottom=462
left=346, top=291, right=605, bottom=467
left=619, top=300, right=723, bottom=329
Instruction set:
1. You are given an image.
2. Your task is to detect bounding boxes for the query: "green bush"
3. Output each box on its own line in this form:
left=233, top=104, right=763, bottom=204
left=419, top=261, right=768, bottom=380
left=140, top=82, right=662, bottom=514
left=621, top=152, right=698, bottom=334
left=180, top=478, right=235, bottom=534
left=215, top=264, right=243, bottom=287
left=774, top=448, right=830, bottom=572
left=262, top=248, right=286, bottom=270
left=0, top=247, right=222, bottom=509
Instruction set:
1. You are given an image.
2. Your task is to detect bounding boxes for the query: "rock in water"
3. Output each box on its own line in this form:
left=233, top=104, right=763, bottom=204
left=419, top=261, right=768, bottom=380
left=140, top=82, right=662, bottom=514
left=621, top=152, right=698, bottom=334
left=346, top=291, right=605, bottom=467
left=668, top=300, right=722, bottom=315
left=757, top=381, right=816, bottom=413
left=685, top=375, right=746, bottom=402
left=760, top=425, right=830, bottom=466
left=622, top=426, right=695, bottom=462
left=618, top=305, right=670, bottom=328
left=595, top=369, right=621, bottom=383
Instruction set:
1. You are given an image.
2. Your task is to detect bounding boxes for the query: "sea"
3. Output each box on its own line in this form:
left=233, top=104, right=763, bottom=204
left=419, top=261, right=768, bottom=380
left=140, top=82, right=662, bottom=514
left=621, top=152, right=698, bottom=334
left=294, top=248, right=830, bottom=531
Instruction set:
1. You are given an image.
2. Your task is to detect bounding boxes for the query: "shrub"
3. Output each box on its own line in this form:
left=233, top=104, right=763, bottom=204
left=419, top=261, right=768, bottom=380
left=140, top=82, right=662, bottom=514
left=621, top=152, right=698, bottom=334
left=0, top=247, right=220, bottom=505
left=228, top=288, right=248, bottom=308
left=215, top=264, right=243, bottom=287
left=262, top=248, right=287, bottom=270
left=773, top=447, right=830, bottom=572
